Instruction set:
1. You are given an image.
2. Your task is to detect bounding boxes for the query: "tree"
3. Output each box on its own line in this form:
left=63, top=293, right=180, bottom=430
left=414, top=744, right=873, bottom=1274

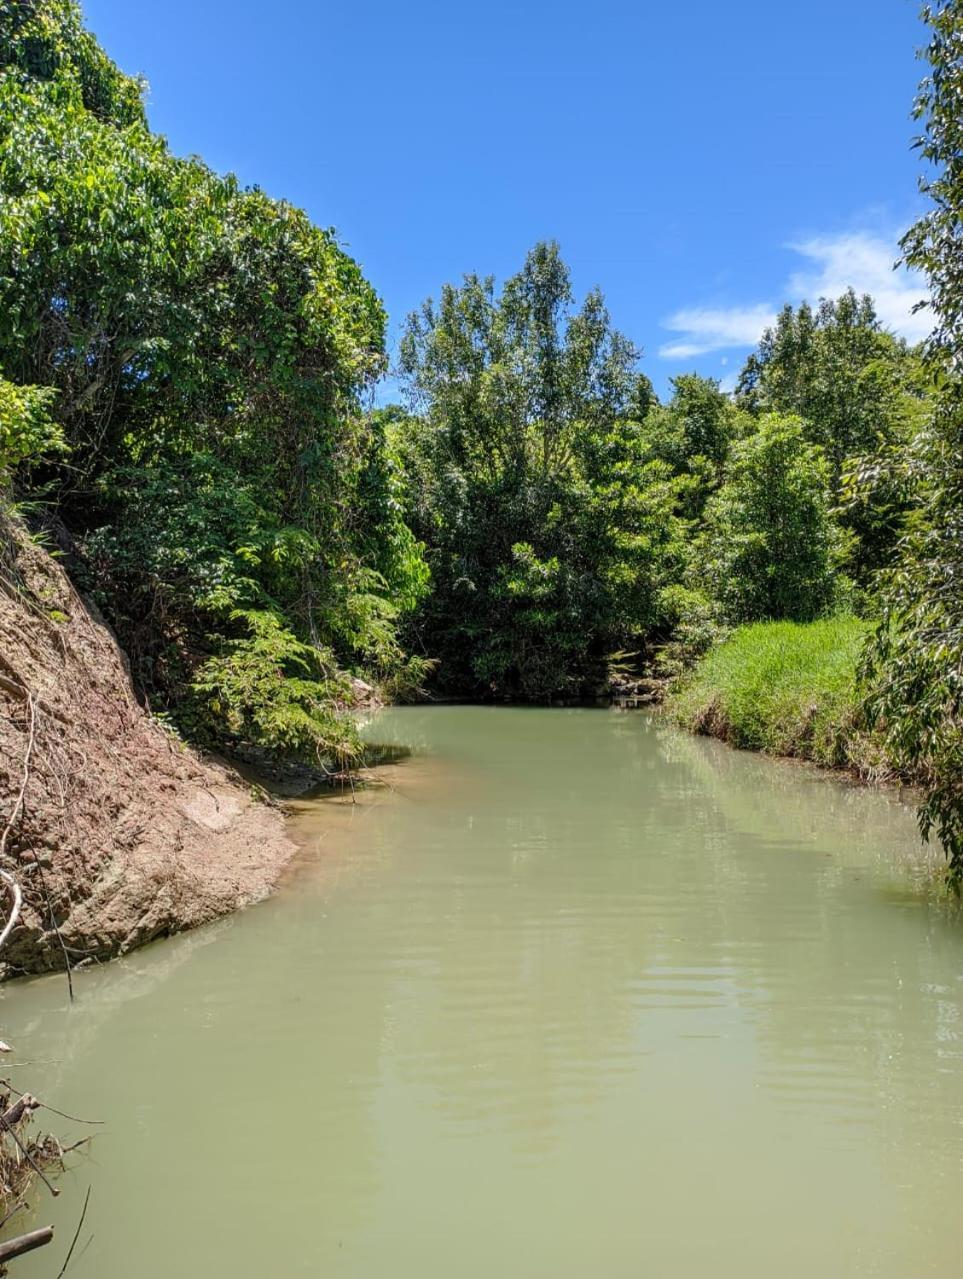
left=646, top=374, right=734, bottom=469
left=737, top=292, right=918, bottom=480
left=700, top=415, right=840, bottom=624
left=0, top=0, right=426, bottom=761
left=641, top=374, right=747, bottom=520
left=736, top=292, right=928, bottom=583
left=397, top=242, right=685, bottom=699
left=862, top=1, right=963, bottom=880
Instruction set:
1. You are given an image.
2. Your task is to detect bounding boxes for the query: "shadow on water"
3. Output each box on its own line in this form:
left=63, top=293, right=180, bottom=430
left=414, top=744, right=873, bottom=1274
left=359, top=741, right=414, bottom=768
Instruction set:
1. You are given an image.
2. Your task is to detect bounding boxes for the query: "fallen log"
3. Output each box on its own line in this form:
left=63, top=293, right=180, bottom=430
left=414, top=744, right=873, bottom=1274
left=0, top=1226, right=54, bottom=1265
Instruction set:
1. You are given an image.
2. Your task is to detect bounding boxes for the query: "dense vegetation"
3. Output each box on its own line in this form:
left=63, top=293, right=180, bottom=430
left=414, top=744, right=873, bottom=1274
left=0, top=0, right=428, bottom=763
left=668, top=617, right=871, bottom=770
left=860, top=0, right=963, bottom=877
left=392, top=243, right=683, bottom=699
left=3, top=2, right=963, bottom=878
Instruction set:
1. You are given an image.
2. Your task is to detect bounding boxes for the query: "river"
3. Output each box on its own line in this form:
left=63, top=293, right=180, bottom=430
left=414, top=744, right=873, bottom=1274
left=5, top=706, right=963, bottom=1277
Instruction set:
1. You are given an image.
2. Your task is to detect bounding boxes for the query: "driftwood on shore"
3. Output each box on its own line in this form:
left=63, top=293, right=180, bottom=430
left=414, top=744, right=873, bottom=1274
left=0, top=1041, right=59, bottom=1273
left=0, top=722, right=61, bottom=1272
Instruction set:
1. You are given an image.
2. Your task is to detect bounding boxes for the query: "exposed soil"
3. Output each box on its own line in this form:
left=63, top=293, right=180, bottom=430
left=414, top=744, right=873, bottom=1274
left=0, top=511, right=299, bottom=979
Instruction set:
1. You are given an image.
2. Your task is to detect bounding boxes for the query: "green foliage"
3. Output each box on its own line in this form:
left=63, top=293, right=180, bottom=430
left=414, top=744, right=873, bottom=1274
left=0, top=0, right=426, bottom=763
left=0, top=0, right=146, bottom=126
left=655, top=584, right=726, bottom=674
left=641, top=373, right=749, bottom=519
left=735, top=291, right=929, bottom=585
left=901, top=2, right=963, bottom=356
left=396, top=242, right=686, bottom=699
left=736, top=292, right=917, bottom=480
left=669, top=616, right=870, bottom=768
left=353, top=409, right=431, bottom=617
left=861, top=1, right=963, bottom=881
left=0, top=51, right=386, bottom=480
left=861, top=386, right=963, bottom=880
left=698, top=414, right=841, bottom=624
left=837, top=419, right=928, bottom=592
left=644, top=374, right=737, bottom=471
left=191, top=610, right=361, bottom=763
left=0, top=375, right=62, bottom=479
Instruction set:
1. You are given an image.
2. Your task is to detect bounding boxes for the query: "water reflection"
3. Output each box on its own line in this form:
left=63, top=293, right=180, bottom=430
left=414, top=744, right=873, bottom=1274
left=3, top=707, right=963, bottom=1277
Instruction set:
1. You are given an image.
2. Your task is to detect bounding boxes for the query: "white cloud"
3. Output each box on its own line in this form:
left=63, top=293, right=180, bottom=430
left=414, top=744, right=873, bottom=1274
left=658, top=230, right=931, bottom=361
left=787, top=234, right=931, bottom=342
left=658, top=304, right=778, bottom=359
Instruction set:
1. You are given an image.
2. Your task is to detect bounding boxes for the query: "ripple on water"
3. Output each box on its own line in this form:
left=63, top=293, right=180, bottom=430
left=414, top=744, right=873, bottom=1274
left=4, top=706, right=963, bottom=1279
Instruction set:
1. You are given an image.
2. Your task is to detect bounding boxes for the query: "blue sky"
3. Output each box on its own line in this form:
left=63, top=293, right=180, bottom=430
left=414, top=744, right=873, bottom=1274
left=82, top=0, right=930, bottom=399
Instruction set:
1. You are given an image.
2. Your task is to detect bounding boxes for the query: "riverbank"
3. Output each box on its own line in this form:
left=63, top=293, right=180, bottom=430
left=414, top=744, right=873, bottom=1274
left=665, top=616, right=895, bottom=781
left=0, top=512, right=301, bottom=979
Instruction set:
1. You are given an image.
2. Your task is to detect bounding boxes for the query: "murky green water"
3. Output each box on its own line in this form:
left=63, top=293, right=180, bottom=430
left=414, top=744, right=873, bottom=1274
left=5, top=707, right=963, bottom=1277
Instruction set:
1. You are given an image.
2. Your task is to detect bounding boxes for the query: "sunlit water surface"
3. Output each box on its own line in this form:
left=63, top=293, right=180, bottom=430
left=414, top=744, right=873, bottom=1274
left=5, top=707, right=963, bottom=1277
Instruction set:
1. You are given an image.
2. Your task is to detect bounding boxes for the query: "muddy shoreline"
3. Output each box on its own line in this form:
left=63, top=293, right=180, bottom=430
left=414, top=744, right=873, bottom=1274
left=0, top=513, right=303, bottom=980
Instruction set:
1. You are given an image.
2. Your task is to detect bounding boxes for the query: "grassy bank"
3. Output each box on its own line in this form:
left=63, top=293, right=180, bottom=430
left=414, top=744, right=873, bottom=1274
left=666, top=616, right=881, bottom=772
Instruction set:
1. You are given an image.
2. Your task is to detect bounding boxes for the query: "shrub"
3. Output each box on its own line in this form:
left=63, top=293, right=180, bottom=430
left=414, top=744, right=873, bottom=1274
left=0, top=377, right=62, bottom=481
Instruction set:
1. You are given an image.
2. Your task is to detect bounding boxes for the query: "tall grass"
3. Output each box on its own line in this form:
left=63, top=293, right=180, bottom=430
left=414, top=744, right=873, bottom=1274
left=667, top=616, right=875, bottom=770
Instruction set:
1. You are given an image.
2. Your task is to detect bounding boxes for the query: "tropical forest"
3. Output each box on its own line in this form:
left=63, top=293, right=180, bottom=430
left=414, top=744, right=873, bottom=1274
left=0, top=1, right=962, bottom=1275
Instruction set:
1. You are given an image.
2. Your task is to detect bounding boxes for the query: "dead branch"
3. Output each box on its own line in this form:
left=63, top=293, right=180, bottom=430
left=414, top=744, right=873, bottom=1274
left=0, top=1119, right=59, bottom=1199
left=0, top=1226, right=54, bottom=1265
left=0, top=1098, right=38, bottom=1132
left=0, top=1204, right=24, bottom=1233
left=56, top=1137, right=91, bottom=1157
left=0, top=876, right=21, bottom=959
left=0, top=1084, right=102, bottom=1128
left=32, top=861, right=73, bottom=1003
left=0, top=689, right=75, bottom=997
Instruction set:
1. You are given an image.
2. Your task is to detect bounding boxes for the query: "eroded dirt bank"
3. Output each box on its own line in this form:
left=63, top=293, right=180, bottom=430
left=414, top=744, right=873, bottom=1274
left=0, top=513, right=298, bottom=978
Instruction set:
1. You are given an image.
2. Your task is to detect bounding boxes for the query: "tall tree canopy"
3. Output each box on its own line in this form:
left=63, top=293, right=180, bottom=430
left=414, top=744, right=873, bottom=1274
left=396, top=242, right=684, bottom=699
left=0, top=0, right=427, bottom=760
left=735, top=292, right=928, bottom=585
left=737, top=291, right=920, bottom=481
